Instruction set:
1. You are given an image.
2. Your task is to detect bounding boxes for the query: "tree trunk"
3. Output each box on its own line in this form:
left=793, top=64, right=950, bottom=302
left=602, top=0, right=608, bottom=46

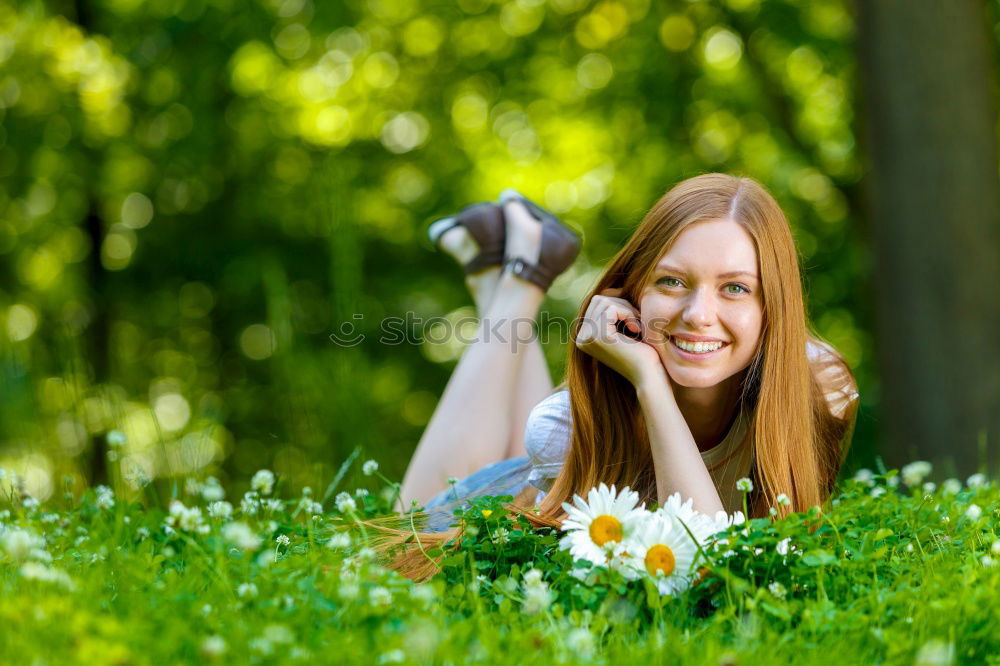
left=856, top=0, right=1000, bottom=476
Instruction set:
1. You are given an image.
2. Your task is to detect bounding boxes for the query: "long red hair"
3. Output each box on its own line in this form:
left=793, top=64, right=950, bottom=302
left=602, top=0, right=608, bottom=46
left=371, top=174, right=858, bottom=581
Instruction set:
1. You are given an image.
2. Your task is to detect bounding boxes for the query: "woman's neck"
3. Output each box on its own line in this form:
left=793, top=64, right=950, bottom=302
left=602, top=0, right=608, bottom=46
left=670, top=373, right=744, bottom=452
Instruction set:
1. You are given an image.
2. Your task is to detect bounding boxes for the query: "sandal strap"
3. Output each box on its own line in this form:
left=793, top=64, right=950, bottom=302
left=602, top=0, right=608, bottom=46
left=464, top=249, right=506, bottom=275
left=503, top=255, right=558, bottom=292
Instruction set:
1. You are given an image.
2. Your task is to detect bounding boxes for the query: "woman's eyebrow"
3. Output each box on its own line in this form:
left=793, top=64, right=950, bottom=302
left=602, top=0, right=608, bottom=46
left=656, top=264, right=759, bottom=281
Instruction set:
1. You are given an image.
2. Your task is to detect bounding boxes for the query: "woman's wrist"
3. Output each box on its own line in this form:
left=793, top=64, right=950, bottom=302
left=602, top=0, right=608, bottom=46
left=634, top=368, right=672, bottom=404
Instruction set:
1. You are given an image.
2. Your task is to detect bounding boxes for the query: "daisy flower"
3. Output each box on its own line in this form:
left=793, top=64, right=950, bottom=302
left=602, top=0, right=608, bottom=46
left=559, top=484, right=646, bottom=566
left=658, top=493, right=720, bottom=546
left=620, top=512, right=702, bottom=595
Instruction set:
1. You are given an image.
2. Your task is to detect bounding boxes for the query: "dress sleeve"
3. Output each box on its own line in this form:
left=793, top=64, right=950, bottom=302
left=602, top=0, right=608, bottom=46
left=807, top=339, right=860, bottom=420
left=523, top=389, right=572, bottom=494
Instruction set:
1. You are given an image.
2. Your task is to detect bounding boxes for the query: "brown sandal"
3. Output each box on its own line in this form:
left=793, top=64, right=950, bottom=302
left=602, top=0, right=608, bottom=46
left=499, top=189, right=582, bottom=292
left=427, top=202, right=506, bottom=274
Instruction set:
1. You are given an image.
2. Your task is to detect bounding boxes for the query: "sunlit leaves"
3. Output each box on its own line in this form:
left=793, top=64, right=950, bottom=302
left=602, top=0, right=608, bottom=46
left=230, top=41, right=283, bottom=96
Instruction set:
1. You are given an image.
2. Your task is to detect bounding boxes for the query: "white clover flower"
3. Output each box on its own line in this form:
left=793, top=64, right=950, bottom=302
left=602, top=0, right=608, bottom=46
left=1, top=528, right=44, bottom=563
left=523, top=568, right=544, bottom=587
left=492, top=527, right=510, bottom=545
left=123, top=464, right=151, bottom=490
left=914, top=640, right=954, bottom=666
left=241, top=491, right=260, bottom=515
left=357, top=546, right=376, bottom=561
left=19, top=562, right=74, bottom=589
left=200, top=477, right=225, bottom=502
left=901, top=461, right=932, bottom=486
left=237, top=582, right=258, bottom=598
left=355, top=488, right=369, bottom=498
left=248, top=638, right=273, bottom=656
left=852, top=468, right=875, bottom=486
left=338, top=581, right=361, bottom=600
left=922, top=482, right=937, bottom=494
left=776, top=493, right=791, bottom=507
left=222, top=522, right=262, bottom=551
left=965, top=504, right=982, bottom=521
left=327, top=532, right=352, bottom=549
left=966, top=473, right=987, bottom=488
left=362, top=460, right=379, bottom=476
left=369, top=586, right=392, bottom=607
left=251, top=469, right=275, bottom=495
left=264, top=499, right=283, bottom=513
left=378, top=649, right=405, bottom=664
left=776, top=538, right=792, bottom=556
left=166, top=500, right=207, bottom=533
left=107, top=430, right=127, bottom=447
left=886, top=476, right=900, bottom=488
left=991, top=541, right=1000, bottom=555
left=982, top=556, right=996, bottom=568
left=905, top=543, right=914, bottom=553
left=207, top=501, right=233, bottom=520
left=521, top=580, right=553, bottom=615
left=941, top=478, right=962, bottom=495
left=565, top=628, right=595, bottom=659
left=275, top=534, right=290, bottom=547
left=200, top=635, right=227, bottom=658
left=299, top=498, right=323, bottom=515
left=767, top=581, right=787, bottom=600
left=262, top=624, right=294, bottom=644
left=335, top=492, right=357, bottom=514
left=95, top=485, right=115, bottom=510
left=871, top=487, right=887, bottom=498
left=468, top=574, right=488, bottom=594
left=736, top=477, right=753, bottom=493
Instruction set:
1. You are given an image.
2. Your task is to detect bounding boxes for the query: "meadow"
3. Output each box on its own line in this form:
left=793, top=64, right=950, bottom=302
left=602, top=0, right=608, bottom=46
left=1, top=459, right=997, bottom=665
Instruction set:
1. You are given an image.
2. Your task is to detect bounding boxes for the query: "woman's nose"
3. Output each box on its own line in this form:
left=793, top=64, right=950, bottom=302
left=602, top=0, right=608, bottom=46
left=681, top=288, right=716, bottom=328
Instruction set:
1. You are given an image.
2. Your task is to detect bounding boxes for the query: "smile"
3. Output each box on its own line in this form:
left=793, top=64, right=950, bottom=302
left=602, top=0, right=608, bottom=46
left=669, top=336, right=729, bottom=358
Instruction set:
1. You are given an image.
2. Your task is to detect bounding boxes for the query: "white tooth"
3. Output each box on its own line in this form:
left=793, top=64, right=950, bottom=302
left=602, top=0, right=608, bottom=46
left=674, top=337, right=722, bottom=353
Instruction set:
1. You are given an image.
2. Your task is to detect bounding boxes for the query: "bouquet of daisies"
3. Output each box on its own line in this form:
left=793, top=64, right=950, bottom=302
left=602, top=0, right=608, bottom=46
left=559, top=483, right=744, bottom=596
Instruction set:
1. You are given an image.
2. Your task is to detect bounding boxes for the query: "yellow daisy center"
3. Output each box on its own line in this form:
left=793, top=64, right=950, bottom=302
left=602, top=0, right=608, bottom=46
left=645, top=544, right=675, bottom=577
left=588, top=515, right=623, bottom=546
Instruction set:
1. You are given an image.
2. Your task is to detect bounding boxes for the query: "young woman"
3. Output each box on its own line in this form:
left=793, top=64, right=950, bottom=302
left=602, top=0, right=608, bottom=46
left=391, top=174, right=859, bottom=573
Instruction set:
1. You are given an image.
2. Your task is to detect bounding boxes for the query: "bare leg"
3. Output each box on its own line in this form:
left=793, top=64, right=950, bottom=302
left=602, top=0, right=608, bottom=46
left=401, top=200, right=548, bottom=506
left=467, top=265, right=554, bottom=460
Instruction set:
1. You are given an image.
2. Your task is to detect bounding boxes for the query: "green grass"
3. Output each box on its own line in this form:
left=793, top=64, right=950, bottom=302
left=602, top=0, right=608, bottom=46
left=0, top=464, right=997, bottom=665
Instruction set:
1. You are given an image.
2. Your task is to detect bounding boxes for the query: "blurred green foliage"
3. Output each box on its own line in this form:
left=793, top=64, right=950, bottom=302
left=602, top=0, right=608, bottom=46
left=0, top=0, right=924, bottom=501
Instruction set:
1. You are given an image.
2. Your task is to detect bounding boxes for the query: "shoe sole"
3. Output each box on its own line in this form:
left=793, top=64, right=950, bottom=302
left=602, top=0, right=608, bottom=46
left=427, top=216, right=459, bottom=248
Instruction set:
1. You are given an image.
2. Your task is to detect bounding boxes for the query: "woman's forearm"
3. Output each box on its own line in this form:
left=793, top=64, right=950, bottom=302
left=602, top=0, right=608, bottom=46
left=635, top=374, right=726, bottom=515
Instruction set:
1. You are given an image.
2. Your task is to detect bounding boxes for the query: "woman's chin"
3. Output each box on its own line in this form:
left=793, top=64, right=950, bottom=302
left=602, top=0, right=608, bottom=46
left=660, top=359, right=724, bottom=389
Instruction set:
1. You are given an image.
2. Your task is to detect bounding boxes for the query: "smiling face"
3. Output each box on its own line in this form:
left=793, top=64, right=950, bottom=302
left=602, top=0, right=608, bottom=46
left=638, top=218, right=764, bottom=390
